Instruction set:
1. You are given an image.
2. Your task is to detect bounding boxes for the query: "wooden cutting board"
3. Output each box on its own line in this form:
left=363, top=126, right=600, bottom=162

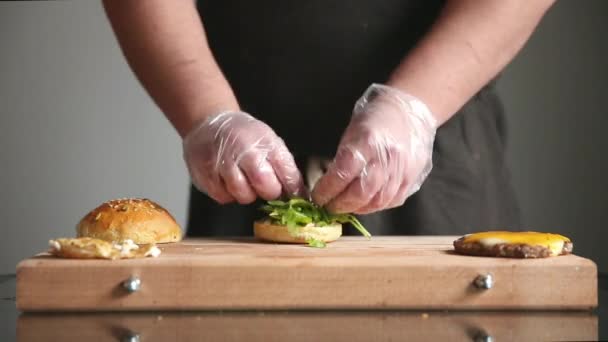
left=17, top=312, right=598, bottom=341
left=16, top=236, right=597, bottom=311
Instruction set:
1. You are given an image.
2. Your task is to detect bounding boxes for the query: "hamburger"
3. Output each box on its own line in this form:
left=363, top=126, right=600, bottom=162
left=254, top=198, right=371, bottom=246
left=48, top=198, right=181, bottom=260
left=76, top=198, right=182, bottom=244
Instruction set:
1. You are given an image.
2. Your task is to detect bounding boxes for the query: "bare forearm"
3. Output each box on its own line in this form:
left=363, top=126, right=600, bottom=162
left=388, top=0, right=554, bottom=125
left=102, top=0, right=238, bottom=137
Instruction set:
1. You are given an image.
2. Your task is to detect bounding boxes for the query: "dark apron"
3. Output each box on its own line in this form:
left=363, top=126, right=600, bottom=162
left=187, top=0, right=521, bottom=236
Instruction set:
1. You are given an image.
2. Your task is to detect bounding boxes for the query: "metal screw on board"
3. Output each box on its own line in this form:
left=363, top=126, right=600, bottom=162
left=122, top=276, right=141, bottom=293
left=473, top=274, right=493, bottom=289
left=473, top=333, right=494, bottom=342
left=121, top=333, right=140, bottom=342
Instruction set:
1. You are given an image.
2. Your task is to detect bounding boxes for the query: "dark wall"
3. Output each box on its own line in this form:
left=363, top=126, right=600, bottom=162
left=497, top=0, right=608, bottom=270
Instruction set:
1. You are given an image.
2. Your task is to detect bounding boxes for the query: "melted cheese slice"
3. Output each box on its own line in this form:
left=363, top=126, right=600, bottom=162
left=462, top=231, right=571, bottom=256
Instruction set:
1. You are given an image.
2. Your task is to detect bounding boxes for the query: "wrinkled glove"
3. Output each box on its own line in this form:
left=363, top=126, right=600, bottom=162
left=183, top=111, right=305, bottom=204
left=312, top=84, right=437, bottom=214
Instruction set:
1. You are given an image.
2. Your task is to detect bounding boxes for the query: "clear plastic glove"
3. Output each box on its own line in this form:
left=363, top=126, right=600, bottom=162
left=312, top=84, right=437, bottom=214
left=183, top=111, right=305, bottom=204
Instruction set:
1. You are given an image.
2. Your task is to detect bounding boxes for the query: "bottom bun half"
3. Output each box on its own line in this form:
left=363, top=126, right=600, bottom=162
left=253, top=221, right=342, bottom=243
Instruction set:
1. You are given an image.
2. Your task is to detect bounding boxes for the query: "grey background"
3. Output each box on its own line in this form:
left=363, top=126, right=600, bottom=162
left=0, top=1, right=606, bottom=276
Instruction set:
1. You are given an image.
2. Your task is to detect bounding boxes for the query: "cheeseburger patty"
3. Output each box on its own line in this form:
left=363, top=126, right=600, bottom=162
left=453, top=231, right=573, bottom=258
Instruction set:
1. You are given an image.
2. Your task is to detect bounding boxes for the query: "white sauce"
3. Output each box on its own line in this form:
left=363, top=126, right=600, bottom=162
left=117, top=239, right=140, bottom=257
left=48, top=239, right=61, bottom=252
left=145, top=246, right=161, bottom=258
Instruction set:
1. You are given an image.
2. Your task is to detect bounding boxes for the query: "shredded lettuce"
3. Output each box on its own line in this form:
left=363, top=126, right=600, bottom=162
left=259, top=197, right=371, bottom=239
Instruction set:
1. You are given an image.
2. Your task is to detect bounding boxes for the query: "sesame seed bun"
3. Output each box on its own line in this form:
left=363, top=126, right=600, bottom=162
left=48, top=237, right=161, bottom=260
left=76, top=198, right=182, bottom=244
left=253, top=220, right=342, bottom=243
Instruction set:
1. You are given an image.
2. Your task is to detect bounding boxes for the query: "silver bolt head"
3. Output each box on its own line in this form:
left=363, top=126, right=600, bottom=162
left=123, top=276, right=141, bottom=293
left=474, top=334, right=494, bottom=342
left=474, top=274, right=493, bottom=289
left=121, top=333, right=140, bottom=342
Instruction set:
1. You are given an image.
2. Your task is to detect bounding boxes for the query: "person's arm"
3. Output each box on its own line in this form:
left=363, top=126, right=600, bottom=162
left=313, top=0, right=555, bottom=214
left=388, top=0, right=555, bottom=125
left=103, top=0, right=305, bottom=204
left=102, top=0, right=238, bottom=138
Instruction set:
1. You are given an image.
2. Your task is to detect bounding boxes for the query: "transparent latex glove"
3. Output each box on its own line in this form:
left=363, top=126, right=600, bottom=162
left=312, top=84, right=437, bottom=214
left=183, top=111, right=305, bottom=204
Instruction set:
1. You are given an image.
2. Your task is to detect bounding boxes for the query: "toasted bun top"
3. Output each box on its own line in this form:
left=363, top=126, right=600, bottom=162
left=77, top=198, right=182, bottom=244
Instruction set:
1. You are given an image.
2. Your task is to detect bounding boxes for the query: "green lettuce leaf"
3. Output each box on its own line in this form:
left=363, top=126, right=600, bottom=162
left=259, top=197, right=371, bottom=239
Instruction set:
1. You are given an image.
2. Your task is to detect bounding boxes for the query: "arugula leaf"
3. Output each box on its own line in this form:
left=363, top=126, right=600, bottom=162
left=259, top=197, right=372, bottom=239
left=307, top=239, right=327, bottom=248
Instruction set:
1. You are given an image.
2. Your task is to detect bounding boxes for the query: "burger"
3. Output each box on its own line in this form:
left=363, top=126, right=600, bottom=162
left=254, top=198, right=371, bottom=247
left=48, top=198, right=181, bottom=260
left=76, top=198, right=182, bottom=244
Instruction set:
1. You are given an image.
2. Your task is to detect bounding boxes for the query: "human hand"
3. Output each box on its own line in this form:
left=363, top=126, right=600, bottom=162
left=183, top=111, right=305, bottom=204
left=312, top=84, right=437, bottom=214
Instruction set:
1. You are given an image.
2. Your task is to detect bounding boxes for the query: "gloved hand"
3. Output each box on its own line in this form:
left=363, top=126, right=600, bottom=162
left=312, top=84, right=437, bottom=214
left=183, top=111, right=305, bottom=204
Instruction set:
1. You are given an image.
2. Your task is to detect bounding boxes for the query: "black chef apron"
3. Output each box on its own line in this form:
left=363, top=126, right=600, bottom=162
left=187, top=0, right=522, bottom=236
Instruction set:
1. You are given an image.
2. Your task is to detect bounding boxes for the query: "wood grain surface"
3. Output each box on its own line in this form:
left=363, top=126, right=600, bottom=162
left=16, top=237, right=597, bottom=311
left=17, top=312, right=598, bottom=342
